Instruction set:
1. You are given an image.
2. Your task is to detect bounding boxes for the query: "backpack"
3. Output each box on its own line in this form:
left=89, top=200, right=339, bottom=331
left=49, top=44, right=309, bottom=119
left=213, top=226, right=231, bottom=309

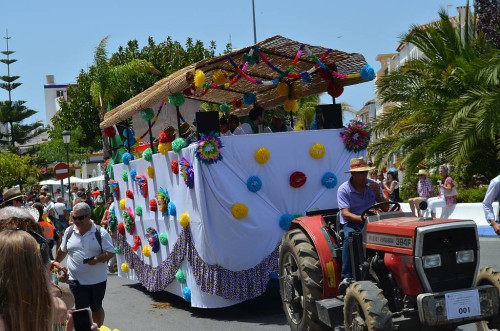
left=62, top=225, right=103, bottom=254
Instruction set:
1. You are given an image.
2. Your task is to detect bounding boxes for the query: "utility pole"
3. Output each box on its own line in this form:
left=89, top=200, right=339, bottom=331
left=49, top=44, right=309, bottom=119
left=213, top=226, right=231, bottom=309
left=252, top=0, right=257, bottom=44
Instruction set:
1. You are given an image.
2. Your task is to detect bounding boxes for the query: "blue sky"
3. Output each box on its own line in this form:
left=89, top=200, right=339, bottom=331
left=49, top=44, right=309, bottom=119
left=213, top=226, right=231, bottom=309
left=2, top=0, right=467, bottom=125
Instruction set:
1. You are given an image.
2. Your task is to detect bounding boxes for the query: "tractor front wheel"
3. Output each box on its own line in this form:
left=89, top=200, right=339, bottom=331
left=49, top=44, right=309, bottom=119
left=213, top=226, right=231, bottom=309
left=344, top=281, right=393, bottom=331
left=475, top=267, right=500, bottom=331
left=279, top=228, right=324, bottom=331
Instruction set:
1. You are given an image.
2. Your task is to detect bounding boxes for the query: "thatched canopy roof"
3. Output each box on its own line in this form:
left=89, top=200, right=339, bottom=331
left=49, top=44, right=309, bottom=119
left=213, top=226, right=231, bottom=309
left=100, top=35, right=369, bottom=129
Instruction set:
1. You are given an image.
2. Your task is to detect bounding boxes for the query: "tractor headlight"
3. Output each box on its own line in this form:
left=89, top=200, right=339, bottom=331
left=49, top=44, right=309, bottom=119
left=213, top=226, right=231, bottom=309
left=456, top=249, right=475, bottom=264
left=422, top=254, right=441, bottom=268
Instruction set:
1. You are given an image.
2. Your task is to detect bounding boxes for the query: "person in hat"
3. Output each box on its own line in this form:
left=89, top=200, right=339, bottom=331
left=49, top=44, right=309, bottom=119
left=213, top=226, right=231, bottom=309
left=264, top=109, right=293, bottom=133
left=179, top=122, right=197, bottom=145
left=233, top=105, right=264, bottom=135
left=1, top=187, right=25, bottom=208
left=337, top=157, right=387, bottom=288
left=408, top=169, right=436, bottom=217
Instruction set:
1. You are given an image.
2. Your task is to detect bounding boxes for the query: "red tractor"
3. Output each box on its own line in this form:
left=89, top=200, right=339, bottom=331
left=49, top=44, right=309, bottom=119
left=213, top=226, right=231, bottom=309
left=279, top=201, right=500, bottom=330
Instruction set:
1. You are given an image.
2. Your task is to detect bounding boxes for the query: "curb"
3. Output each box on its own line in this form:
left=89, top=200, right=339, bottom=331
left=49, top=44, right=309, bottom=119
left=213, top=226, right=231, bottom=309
left=477, top=225, right=499, bottom=238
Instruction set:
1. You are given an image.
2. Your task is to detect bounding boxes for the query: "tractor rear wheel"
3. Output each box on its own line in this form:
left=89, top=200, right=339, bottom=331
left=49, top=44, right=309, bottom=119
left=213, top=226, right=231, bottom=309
left=279, top=228, right=324, bottom=331
left=344, top=281, right=393, bottom=331
left=475, top=267, right=500, bottom=331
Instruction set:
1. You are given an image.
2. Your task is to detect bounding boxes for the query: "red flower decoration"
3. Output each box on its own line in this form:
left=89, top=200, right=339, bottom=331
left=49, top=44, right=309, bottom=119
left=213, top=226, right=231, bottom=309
left=232, top=97, right=242, bottom=108
left=327, top=81, right=344, bottom=98
left=149, top=199, right=158, bottom=211
left=158, top=131, right=168, bottom=143
left=171, top=159, right=179, bottom=174
left=131, top=235, right=142, bottom=251
left=117, top=222, right=125, bottom=236
left=183, top=87, right=193, bottom=96
left=290, top=171, right=307, bottom=188
left=126, top=189, right=134, bottom=200
left=103, top=126, right=116, bottom=138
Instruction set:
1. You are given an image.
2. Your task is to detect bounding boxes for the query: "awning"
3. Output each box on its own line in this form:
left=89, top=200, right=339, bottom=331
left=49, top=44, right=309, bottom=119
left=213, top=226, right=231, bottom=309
left=100, top=35, right=369, bottom=129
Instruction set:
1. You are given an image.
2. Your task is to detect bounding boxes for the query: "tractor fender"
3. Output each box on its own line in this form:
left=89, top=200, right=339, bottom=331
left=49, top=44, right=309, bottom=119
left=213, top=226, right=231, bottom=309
left=290, top=215, right=341, bottom=298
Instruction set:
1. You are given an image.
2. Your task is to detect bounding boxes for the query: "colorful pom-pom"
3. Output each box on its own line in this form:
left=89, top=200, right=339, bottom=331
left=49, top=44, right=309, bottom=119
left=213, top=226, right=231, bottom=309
left=123, top=137, right=136, bottom=149
left=212, top=69, right=228, bottom=85
left=103, top=126, right=116, bottom=138
left=300, top=72, right=312, bottom=83
left=167, top=202, right=176, bottom=216
left=276, top=82, right=289, bottom=97
left=231, top=203, right=248, bottom=220
left=176, top=269, right=186, bottom=284
left=135, top=205, right=143, bottom=216
left=121, top=263, right=129, bottom=273
left=122, top=152, right=133, bottom=165
left=194, top=69, right=206, bottom=88
left=219, top=103, right=230, bottom=113
left=254, top=147, right=270, bottom=164
left=246, top=176, right=262, bottom=193
left=121, top=170, right=128, bottom=182
left=131, top=235, right=141, bottom=251
left=360, top=64, right=375, bottom=81
left=290, top=171, right=307, bottom=188
left=142, top=245, right=151, bottom=257
left=158, top=142, right=169, bottom=155
left=171, top=159, right=179, bottom=174
left=130, top=169, right=137, bottom=182
left=172, top=138, right=186, bottom=153
left=232, top=97, right=243, bottom=108
left=243, top=92, right=256, bottom=105
left=158, top=131, right=168, bottom=143
left=168, top=92, right=185, bottom=107
left=322, top=172, right=338, bottom=189
left=119, top=198, right=126, bottom=210
left=182, top=287, right=191, bottom=302
left=114, top=246, right=122, bottom=255
left=284, top=99, right=299, bottom=113
left=149, top=199, right=157, bottom=212
left=147, top=166, right=155, bottom=178
left=140, top=108, right=155, bottom=122
left=143, top=147, right=153, bottom=162
left=310, top=143, right=326, bottom=159
left=126, top=189, right=134, bottom=200
left=327, top=81, right=344, bottom=98
left=179, top=212, right=190, bottom=228
left=279, top=214, right=294, bottom=231
left=183, top=87, right=192, bottom=96
left=159, top=232, right=168, bottom=245
left=123, top=128, right=136, bottom=139
left=117, top=222, right=125, bottom=236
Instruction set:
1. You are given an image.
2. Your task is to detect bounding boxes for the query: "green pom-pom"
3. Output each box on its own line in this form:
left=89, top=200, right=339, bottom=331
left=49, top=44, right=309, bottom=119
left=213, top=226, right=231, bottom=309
left=143, top=147, right=153, bottom=162
left=168, top=93, right=185, bottom=107
left=121, top=170, right=128, bottom=182
left=114, top=246, right=122, bottom=255
left=135, top=205, right=143, bottom=216
left=219, top=103, right=230, bottom=113
left=159, top=232, right=168, bottom=245
left=175, top=269, right=186, bottom=284
left=172, top=138, right=186, bottom=153
left=140, top=108, right=155, bottom=121
left=203, top=82, right=210, bottom=90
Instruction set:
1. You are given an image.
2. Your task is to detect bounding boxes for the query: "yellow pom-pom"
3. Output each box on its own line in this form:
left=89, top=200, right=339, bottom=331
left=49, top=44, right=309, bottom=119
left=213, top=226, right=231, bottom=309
left=179, top=212, right=190, bottom=228
left=119, top=198, right=126, bottom=210
left=310, top=143, right=326, bottom=159
left=194, top=69, right=206, bottom=88
left=276, top=82, right=289, bottom=97
left=147, top=166, right=155, bottom=178
left=212, top=70, right=228, bottom=85
left=158, top=143, right=167, bottom=155
left=121, top=263, right=129, bottom=273
left=254, top=147, right=270, bottom=164
left=231, top=203, right=248, bottom=220
left=284, top=99, right=299, bottom=113
left=142, top=245, right=151, bottom=257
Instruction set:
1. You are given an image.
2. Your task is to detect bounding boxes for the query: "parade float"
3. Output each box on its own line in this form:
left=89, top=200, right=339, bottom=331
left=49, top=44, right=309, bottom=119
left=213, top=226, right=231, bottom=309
left=99, top=35, right=374, bottom=308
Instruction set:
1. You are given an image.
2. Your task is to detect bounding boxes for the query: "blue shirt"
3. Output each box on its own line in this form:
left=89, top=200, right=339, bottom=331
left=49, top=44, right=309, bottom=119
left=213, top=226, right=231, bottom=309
left=337, top=178, right=379, bottom=224
left=483, top=175, right=500, bottom=222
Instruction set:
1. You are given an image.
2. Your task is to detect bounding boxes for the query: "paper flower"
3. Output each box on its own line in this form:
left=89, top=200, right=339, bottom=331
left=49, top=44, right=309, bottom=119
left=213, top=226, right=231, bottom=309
left=171, top=159, right=179, bottom=174
left=167, top=202, right=176, bottom=216
left=194, top=69, right=206, bottom=88
left=126, top=189, right=134, bottom=200
left=232, top=97, right=242, bottom=108
left=135, top=205, right=143, bottom=216
left=104, top=126, right=116, bottom=138
left=136, top=174, right=148, bottom=198
left=117, top=222, right=125, bottom=236
left=158, top=142, right=170, bottom=155
left=156, top=188, right=170, bottom=216
left=114, top=246, right=122, bottom=255
left=168, top=92, right=185, bottom=107
left=231, top=203, right=248, bottom=220
left=121, top=263, right=129, bottom=273
left=159, top=232, right=168, bottom=245
left=172, top=138, right=187, bottom=153
left=131, top=235, right=141, bottom=251
left=322, top=172, right=338, bottom=189
left=130, top=169, right=137, bottom=182
left=284, top=99, right=299, bottom=113
left=179, top=212, right=190, bottom=228
left=279, top=214, right=294, bottom=231
left=109, top=209, right=117, bottom=232
left=179, top=158, right=194, bottom=189
left=219, top=103, right=230, bottom=114
left=212, top=69, right=228, bottom=85
left=195, top=133, right=223, bottom=165
left=121, top=170, right=128, bottom=182
left=149, top=199, right=157, bottom=212
left=254, top=147, right=270, bottom=164
left=290, top=171, right=307, bottom=188
left=360, top=64, right=375, bottom=81
left=182, top=287, right=191, bottom=302
left=142, top=245, right=151, bottom=257
left=310, top=143, right=326, bottom=159
left=140, top=108, right=155, bottom=121
left=176, top=269, right=186, bottom=284
left=243, top=92, right=256, bottom=105
left=158, top=131, right=170, bottom=143
left=122, top=152, right=133, bottom=165
left=108, top=180, right=120, bottom=200
left=246, top=176, right=262, bottom=193
left=147, top=166, right=155, bottom=178
left=146, top=227, right=160, bottom=253
left=123, top=207, right=136, bottom=235
left=340, top=120, right=371, bottom=152
left=276, top=82, right=289, bottom=97
left=143, top=147, right=153, bottom=162
left=119, top=198, right=126, bottom=210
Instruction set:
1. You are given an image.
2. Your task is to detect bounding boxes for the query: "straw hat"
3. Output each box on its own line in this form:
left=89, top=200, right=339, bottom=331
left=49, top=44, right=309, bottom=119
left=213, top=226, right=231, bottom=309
left=272, top=109, right=287, bottom=120
left=1, top=187, right=25, bottom=206
left=179, top=122, right=192, bottom=138
left=415, top=169, right=429, bottom=176
left=345, top=157, right=376, bottom=173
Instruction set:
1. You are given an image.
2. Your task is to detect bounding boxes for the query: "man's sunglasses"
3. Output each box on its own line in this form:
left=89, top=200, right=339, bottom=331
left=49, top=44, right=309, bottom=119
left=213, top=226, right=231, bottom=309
left=73, top=214, right=89, bottom=221
left=16, top=228, right=49, bottom=253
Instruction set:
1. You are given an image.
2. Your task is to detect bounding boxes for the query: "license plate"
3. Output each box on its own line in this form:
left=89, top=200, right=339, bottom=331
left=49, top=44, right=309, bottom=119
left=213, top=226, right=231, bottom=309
left=445, top=289, right=481, bottom=320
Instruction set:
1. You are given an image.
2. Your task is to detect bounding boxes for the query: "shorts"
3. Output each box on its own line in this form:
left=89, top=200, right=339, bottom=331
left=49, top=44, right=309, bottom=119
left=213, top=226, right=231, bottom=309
left=54, top=218, right=69, bottom=233
left=68, top=280, right=107, bottom=312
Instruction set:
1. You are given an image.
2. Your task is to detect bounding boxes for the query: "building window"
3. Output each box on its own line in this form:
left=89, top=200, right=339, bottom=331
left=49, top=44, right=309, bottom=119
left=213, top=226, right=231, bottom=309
left=56, top=90, right=65, bottom=98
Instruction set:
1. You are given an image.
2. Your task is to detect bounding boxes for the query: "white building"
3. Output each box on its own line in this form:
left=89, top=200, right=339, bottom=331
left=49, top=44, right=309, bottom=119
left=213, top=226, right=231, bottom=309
left=43, top=75, right=76, bottom=127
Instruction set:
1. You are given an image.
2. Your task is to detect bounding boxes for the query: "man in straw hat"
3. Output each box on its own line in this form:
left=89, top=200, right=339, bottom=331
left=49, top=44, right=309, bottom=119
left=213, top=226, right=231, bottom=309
left=1, top=187, right=25, bottom=208
left=337, top=157, right=387, bottom=286
left=408, top=169, right=436, bottom=217
left=264, top=109, right=292, bottom=133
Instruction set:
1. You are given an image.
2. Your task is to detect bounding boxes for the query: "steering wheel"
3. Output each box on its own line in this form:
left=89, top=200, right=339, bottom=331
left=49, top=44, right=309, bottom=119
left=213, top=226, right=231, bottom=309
left=360, top=201, right=401, bottom=223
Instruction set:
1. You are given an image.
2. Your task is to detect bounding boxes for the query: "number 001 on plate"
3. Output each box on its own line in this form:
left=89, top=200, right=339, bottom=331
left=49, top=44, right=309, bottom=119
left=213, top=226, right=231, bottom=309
left=445, top=289, right=481, bottom=320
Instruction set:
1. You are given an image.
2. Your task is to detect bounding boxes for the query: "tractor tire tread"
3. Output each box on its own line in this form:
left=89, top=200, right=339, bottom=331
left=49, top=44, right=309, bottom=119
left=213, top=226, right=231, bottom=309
left=475, top=267, right=500, bottom=330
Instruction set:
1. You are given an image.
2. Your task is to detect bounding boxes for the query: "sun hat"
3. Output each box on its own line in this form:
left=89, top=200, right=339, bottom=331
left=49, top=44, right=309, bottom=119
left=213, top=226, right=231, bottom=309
left=344, top=157, right=376, bottom=173
left=272, top=110, right=287, bottom=120
left=415, top=169, right=429, bottom=176
left=1, top=187, right=25, bottom=206
left=179, top=122, right=192, bottom=138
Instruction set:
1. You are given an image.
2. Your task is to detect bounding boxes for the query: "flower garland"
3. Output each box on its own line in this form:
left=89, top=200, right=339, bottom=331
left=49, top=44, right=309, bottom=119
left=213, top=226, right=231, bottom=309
left=340, top=120, right=371, bottom=152
left=179, top=158, right=194, bottom=189
left=195, top=133, right=224, bottom=165
left=123, top=206, right=135, bottom=235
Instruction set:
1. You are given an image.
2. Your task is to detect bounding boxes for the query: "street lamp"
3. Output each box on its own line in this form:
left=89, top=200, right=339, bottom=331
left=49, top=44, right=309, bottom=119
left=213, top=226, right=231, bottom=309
left=62, top=130, right=71, bottom=208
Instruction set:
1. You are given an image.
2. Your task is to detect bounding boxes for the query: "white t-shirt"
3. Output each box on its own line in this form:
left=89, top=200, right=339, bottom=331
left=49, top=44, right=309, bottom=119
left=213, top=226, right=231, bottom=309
left=53, top=202, right=66, bottom=219
left=61, top=223, right=114, bottom=285
left=233, top=123, right=254, bottom=135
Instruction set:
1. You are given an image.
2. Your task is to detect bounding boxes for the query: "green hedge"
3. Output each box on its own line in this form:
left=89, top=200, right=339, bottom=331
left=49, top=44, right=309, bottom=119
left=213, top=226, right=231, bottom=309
left=456, top=187, right=487, bottom=203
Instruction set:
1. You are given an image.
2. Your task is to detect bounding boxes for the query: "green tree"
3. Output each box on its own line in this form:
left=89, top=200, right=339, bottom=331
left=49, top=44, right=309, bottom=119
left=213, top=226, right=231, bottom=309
left=0, top=32, right=44, bottom=152
left=0, top=151, right=38, bottom=189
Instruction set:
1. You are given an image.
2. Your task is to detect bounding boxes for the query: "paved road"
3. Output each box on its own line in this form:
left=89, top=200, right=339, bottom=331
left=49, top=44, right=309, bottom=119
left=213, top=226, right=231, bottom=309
left=98, top=237, right=500, bottom=331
